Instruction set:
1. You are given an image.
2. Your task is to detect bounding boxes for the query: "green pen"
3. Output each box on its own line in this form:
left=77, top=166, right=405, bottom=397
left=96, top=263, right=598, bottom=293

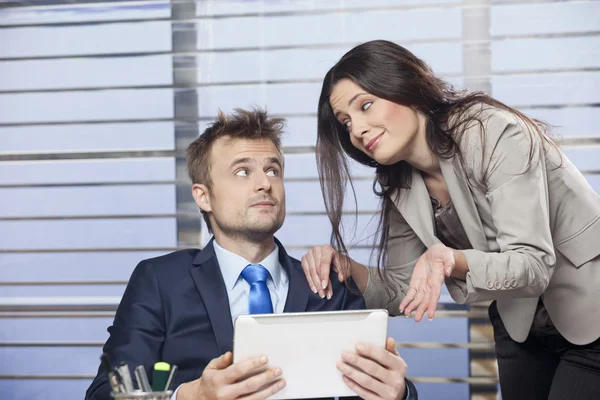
left=152, top=362, right=171, bottom=391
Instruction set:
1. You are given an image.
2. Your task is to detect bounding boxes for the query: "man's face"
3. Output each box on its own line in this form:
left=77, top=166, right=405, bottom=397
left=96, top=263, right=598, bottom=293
left=193, top=137, right=286, bottom=242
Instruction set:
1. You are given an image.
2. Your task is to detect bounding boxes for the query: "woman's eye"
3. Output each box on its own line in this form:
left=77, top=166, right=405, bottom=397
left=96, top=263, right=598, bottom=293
left=344, top=121, right=352, bottom=128
left=361, top=102, right=372, bottom=111
left=235, top=169, right=248, bottom=177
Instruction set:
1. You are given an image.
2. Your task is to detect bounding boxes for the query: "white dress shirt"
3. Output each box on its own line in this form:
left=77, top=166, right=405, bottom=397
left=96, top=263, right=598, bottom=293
left=172, top=241, right=289, bottom=399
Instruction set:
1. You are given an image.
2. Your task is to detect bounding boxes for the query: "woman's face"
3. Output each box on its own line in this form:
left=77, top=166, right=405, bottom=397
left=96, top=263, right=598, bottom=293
left=329, top=78, right=423, bottom=166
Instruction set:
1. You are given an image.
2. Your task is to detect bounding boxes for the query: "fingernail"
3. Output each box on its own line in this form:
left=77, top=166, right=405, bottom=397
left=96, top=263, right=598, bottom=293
left=310, top=286, right=317, bottom=293
left=356, top=344, right=365, bottom=351
left=429, top=318, right=433, bottom=321
left=273, top=368, right=282, bottom=376
left=446, top=267, right=452, bottom=275
left=319, top=292, right=325, bottom=299
left=341, top=352, right=351, bottom=361
left=321, top=280, right=328, bottom=289
left=278, top=380, right=286, bottom=389
left=260, top=356, right=268, bottom=363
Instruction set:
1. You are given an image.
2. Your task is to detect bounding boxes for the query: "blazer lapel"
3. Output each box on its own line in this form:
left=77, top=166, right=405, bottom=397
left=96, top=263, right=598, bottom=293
left=392, top=168, right=438, bottom=248
left=275, top=238, right=310, bottom=313
left=189, top=239, right=234, bottom=355
left=439, top=157, right=489, bottom=251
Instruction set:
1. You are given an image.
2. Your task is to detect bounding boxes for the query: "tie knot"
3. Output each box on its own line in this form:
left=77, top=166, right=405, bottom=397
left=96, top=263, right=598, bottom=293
left=241, top=264, right=270, bottom=285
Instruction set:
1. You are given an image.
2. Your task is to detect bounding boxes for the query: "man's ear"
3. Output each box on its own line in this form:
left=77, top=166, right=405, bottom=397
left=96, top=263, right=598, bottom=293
left=192, top=184, right=212, bottom=213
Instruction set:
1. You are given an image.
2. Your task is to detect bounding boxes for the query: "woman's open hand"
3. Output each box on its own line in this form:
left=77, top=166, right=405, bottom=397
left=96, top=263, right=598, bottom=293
left=399, top=243, right=455, bottom=321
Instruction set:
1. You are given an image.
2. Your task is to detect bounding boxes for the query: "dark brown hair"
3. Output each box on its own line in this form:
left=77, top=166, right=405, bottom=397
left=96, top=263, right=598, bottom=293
left=316, top=40, right=557, bottom=277
left=186, top=107, right=285, bottom=232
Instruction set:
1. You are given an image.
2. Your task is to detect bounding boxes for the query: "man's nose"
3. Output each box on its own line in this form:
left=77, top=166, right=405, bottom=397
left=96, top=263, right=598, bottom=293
left=255, top=171, right=272, bottom=191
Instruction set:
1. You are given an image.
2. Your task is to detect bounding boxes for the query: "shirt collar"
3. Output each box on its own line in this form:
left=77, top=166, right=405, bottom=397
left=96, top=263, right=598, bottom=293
left=213, top=240, right=282, bottom=292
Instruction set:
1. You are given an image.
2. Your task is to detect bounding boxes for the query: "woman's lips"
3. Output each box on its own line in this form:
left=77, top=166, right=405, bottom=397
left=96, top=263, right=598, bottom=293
left=366, top=133, right=383, bottom=152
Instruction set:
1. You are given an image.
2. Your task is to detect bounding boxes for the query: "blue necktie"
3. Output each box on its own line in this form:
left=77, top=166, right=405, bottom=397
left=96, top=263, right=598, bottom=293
left=241, top=264, right=274, bottom=314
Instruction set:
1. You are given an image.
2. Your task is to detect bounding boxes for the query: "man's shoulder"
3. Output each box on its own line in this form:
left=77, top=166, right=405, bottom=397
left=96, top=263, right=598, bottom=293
left=135, top=248, right=203, bottom=274
left=140, top=249, right=202, bottom=268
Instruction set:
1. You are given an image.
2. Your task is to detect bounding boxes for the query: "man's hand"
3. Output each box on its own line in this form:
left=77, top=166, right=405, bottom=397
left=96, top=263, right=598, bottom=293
left=178, top=352, right=285, bottom=400
left=337, top=337, right=408, bottom=400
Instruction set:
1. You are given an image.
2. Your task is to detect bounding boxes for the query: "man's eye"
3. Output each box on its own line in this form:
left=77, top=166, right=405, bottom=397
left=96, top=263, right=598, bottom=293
left=266, top=170, right=278, bottom=177
left=362, top=102, right=372, bottom=111
left=235, top=169, right=248, bottom=177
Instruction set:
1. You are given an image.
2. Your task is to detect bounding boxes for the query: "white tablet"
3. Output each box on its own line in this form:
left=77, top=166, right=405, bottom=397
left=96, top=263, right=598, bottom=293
left=233, top=309, right=388, bottom=399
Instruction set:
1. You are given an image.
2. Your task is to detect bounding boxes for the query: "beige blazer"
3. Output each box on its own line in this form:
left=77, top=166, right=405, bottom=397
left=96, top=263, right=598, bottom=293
left=363, top=106, right=600, bottom=345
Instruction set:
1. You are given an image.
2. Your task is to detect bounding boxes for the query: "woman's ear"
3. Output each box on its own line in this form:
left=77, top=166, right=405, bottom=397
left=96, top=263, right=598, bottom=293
left=192, top=184, right=212, bottom=213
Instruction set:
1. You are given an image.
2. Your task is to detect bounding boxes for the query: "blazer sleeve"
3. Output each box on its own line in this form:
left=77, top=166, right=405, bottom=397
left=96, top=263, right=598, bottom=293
left=85, top=261, right=166, bottom=400
left=446, top=110, right=556, bottom=304
left=363, top=204, right=427, bottom=315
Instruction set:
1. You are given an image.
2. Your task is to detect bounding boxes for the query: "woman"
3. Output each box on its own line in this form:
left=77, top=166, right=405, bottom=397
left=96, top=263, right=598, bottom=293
left=301, top=40, right=600, bottom=399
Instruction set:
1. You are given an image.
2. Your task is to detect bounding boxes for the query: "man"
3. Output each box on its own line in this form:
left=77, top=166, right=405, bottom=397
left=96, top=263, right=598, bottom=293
left=85, top=108, right=417, bottom=400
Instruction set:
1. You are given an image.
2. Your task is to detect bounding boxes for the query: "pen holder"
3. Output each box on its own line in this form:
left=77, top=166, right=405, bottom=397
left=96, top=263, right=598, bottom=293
left=111, top=390, right=173, bottom=400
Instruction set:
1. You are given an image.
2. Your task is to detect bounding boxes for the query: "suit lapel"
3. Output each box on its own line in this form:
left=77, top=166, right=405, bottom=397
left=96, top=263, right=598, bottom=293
left=276, top=238, right=310, bottom=313
left=392, top=168, right=438, bottom=248
left=439, top=157, right=489, bottom=251
left=189, top=240, right=234, bottom=355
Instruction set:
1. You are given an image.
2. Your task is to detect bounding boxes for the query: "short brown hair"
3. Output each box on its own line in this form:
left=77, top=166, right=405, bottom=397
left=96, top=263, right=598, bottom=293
left=186, top=107, right=286, bottom=232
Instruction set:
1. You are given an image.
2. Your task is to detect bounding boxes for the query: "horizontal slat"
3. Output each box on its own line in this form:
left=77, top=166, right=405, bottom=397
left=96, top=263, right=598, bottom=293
left=0, top=252, right=165, bottom=283
left=196, top=0, right=461, bottom=16
left=525, top=107, right=600, bottom=138
left=0, top=296, right=121, bottom=312
left=492, top=36, right=600, bottom=72
left=491, top=71, right=600, bottom=107
left=0, top=379, right=92, bottom=400
left=196, top=8, right=462, bottom=50
left=0, top=347, right=103, bottom=375
left=196, top=78, right=465, bottom=118
left=280, top=116, right=317, bottom=147
left=0, top=1, right=170, bottom=25
left=0, top=345, right=467, bottom=377
left=0, top=218, right=177, bottom=250
left=0, top=21, right=172, bottom=58
left=0, top=284, right=126, bottom=298
left=0, top=317, right=112, bottom=342
left=0, top=89, right=174, bottom=124
left=389, top=317, right=468, bottom=343
left=0, top=158, right=175, bottom=185
left=413, top=383, right=469, bottom=400
left=0, top=55, right=173, bottom=91
left=0, top=316, right=468, bottom=344
left=0, top=122, right=175, bottom=154
left=284, top=153, right=374, bottom=180
left=0, top=379, right=470, bottom=400
left=285, top=179, right=379, bottom=213
left=491, top=1, right=600, bottom=36
left=0, top=185, right=176, bottom=217
left=194, top=43, right=463, bottom=85
left=563, top=146, right=600, bottom=172
left=277, top=214, right=378, bottom=247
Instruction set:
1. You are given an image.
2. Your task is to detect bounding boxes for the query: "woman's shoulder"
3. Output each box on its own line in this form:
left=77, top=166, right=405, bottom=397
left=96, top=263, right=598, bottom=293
left=452, top=103, right=539, bottom=159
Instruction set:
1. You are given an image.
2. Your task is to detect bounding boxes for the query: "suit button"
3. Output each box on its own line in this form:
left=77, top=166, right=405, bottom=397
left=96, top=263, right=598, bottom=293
left=494, top=281, right=502, bottom=290
left=510, top=279, right=517, bottom=288
left=503, top=279, right=511, bottom=288
left=486, top=280, right=493, bottom=289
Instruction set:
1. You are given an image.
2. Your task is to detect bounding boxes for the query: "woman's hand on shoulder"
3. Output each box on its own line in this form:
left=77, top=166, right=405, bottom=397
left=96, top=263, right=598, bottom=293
left=300, top=244, right=348, bottom=299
